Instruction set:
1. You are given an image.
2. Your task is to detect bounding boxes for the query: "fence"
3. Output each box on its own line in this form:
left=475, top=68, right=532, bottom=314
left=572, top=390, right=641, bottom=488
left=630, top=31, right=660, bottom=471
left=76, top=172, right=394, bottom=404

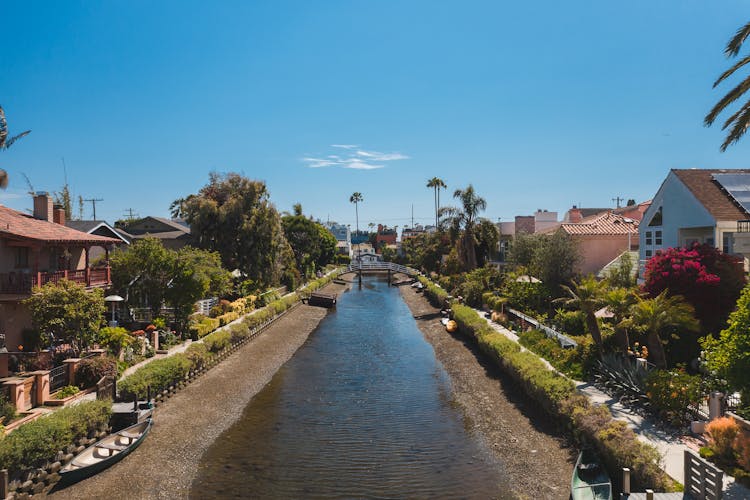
left=506, top=307, right=578, bottom=348
left=684, top=450, right=723, bottom=500
left=48, top=364, right=69, bottom=392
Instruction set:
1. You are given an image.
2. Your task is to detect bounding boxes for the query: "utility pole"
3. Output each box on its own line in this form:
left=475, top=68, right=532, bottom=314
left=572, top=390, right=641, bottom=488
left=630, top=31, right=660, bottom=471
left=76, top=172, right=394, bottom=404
left=123, top=208, right=139, bottom=221
left=612, top=196, right=624, bottom=209
left=411, top=204, right=414, bottom=228
left=84, top=198, right=103, bottom=220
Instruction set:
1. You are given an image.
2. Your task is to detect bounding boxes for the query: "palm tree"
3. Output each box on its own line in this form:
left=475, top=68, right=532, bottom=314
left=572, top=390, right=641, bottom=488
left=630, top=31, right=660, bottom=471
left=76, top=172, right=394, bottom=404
left=556, top=276, right=607, bottom=347
left=602, top=287, right=637, bottom=351
left=620, top=290, right=700, bottom=369
left=705, top=20, right=750, bottom=151
left=426, top=177, right=447, bottom=228
left=349, top=192, right=363, bottom=260
left=0, top=105, right=31, bottom=189
left=441, top=185, right=486, bottom=270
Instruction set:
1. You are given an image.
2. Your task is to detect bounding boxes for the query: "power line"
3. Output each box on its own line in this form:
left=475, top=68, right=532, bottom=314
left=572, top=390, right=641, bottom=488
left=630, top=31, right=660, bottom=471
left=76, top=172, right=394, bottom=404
left=84, top=198, right=103, bottom=220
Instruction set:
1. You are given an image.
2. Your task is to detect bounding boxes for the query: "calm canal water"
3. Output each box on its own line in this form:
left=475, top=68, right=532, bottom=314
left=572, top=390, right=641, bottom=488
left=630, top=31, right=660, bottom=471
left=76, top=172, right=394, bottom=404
left=190, top=277, right=511, bottom=499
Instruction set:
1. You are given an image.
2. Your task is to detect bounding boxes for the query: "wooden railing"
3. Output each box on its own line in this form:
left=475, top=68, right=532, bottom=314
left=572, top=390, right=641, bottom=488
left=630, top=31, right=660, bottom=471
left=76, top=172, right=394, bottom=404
left=0, top=267, right=111, bottom=294
left=684, top=450, right=723, bottom=500
left=346, top=261, right=420, bottom=276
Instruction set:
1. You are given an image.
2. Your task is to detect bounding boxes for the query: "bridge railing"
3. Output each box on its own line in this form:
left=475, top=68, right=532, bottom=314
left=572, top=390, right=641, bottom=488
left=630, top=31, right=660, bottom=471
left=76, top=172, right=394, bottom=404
left=346, top=261, right=420, bottom=277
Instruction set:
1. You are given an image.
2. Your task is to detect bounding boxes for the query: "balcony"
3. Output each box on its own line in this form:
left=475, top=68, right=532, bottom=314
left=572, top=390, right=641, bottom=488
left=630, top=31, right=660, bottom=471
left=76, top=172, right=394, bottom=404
left=0, top=267, right=111, bottom=295
left=737, top=220, right=750, bottom=233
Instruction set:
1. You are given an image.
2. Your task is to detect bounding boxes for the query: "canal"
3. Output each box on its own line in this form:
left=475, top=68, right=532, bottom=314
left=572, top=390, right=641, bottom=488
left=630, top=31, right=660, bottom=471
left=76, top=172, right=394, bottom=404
left=190, top=276, right=512, bottom=498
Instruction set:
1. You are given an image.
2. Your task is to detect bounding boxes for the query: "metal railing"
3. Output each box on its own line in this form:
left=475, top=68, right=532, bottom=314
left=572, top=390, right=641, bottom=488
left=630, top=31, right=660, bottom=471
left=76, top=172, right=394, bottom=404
left=506, top=307, right=578, bottom=348
left=49, top=364, right=69, bottom=392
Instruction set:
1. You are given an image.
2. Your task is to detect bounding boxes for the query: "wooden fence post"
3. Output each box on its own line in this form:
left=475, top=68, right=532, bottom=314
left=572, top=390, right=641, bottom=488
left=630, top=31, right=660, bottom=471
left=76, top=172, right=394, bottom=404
left=622, top=468, right=630, bottom=494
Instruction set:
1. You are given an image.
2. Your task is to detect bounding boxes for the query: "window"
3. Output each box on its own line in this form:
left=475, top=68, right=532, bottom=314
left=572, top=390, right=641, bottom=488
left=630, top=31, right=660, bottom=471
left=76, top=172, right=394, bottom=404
left=724, top=232, right=734, bottom=254
left=645, top=250, right=653, bottom=258
left=645, top=231, right=653, bottom=246
left=648, top=207, right=663, bottom=226
left=15, top=247, right=29, bottom=268
left=655, top=230, right=662, bottom=245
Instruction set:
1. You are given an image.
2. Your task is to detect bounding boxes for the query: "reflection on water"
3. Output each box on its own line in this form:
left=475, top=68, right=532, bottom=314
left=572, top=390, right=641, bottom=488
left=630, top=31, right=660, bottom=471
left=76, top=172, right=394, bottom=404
left=191, top=277, right=511, bottom=499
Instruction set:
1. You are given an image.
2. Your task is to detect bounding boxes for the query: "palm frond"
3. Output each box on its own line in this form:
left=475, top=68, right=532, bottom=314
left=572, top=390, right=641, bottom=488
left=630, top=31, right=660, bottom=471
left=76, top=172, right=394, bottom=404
left=704, top=76, right=750, bottom=126
left=714, top=54, right=750, bottom=88
left=2, top=130, right=31, bottom=150
left=721, top=102, right=750, bottom=152
left=0, top=106, right=7, bottom=146
left=726, top=20, right=750, bottom=57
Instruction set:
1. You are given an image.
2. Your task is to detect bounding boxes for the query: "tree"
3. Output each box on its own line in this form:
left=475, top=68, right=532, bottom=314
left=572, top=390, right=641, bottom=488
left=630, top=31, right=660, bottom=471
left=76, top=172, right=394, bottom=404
left=602, top=286, right=638, bottom=350
left=531, top=230, right=580, bottom=295
left=556, top=276, right=607, bottom=347
left=350, top=192, right=363, bottom=259
left=23, top=280, right=105, bottom=353
left=441, top=185, right=487, bottom=270
left=401, top=232, right=451, bottom=274
left=110, top=237, right=175, bottom=316
left=0, top=105, right=31, bottom=189
left=701, top=284, right=750, bottom=404
left=621, top=291, right=700, bottom=369
left=643, top=244, right=746, bottom=335
left=174, top=172, right=295, bottom=287
left=426, top=177, right=447, bottom=228
left=475, top=218, right=499, bottom=267
left=282, top=214, right=337, bottom=277
left=705, top=20, right=750, bottom=151
left=508, top=232, right=538, bottom=268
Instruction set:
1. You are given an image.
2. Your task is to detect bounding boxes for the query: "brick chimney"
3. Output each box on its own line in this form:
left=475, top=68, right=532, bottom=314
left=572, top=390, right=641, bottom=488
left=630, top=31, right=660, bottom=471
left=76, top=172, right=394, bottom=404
left=53, top=204, right=66, bottom=225
left=33, top=192, right=53, bottom=222
left=567, top=205, right=583, bottom=223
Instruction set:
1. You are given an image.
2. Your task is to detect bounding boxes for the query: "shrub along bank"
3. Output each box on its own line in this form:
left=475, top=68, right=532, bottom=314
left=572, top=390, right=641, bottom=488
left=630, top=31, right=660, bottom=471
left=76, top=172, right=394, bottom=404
left=0, top=401, right=111, bottom=478
left=119, top=270, right=342, bottom=400
left=449, top=301, right=673, bottom=492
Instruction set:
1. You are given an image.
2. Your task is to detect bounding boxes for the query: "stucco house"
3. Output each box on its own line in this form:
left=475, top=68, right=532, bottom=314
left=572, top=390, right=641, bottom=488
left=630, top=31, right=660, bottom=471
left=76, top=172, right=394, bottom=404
left=543, top=211, right=640, bottom=276
left=639, top=169, right=750, bottom=273
left=0, top=193, right=120, bottom=351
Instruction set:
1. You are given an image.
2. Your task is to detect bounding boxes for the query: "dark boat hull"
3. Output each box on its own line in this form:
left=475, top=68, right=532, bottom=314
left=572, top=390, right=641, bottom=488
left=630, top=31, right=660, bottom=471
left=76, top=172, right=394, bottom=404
left=57, top=419, right=152, bottom=487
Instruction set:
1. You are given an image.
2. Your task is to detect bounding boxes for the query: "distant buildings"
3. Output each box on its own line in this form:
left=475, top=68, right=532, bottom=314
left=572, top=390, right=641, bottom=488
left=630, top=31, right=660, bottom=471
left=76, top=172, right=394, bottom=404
left=325, top=222, right=352, bottom=257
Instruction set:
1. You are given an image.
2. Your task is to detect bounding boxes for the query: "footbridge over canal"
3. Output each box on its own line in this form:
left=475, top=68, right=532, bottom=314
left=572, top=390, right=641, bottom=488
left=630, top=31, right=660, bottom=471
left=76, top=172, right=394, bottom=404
left=342, top=262, right=421, bottom=285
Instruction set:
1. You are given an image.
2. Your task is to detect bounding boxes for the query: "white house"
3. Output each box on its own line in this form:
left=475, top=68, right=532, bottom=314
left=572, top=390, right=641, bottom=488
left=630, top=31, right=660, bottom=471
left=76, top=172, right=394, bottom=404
left=639, top=169, right=750, bottom=274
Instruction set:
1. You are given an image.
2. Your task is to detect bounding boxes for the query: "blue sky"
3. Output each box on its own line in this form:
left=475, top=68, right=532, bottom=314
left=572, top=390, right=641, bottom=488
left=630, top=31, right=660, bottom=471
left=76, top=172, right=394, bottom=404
left=2, top=1, right=750, bottom=229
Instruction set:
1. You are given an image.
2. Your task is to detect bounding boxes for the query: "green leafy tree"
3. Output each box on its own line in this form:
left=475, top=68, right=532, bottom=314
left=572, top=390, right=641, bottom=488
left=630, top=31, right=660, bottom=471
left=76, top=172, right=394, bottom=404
left=705, top=20, right=750, bottom=151
left=23, top=280, right=105, bottom=353
left=426, top=177, right=447, bottom=228
left=556, top=276, right=607, bottom=347
left=401, top=232, right=451, bottom=274
left=0, top=105, right=31, bottom=189
left=531, top=230, right=580, bottom=295
left=621, top=291, right=700, bottom=369
left=110, top=237, right=175, bottom=316
left=282, top=214, right=337, bottom=277
left=701, top=284, right=750, bottom=404
left=475, top=218, right=499, bottom=267
left=173, top=172, right=294, bottom=287
left=441, top=184, right=487, bottom=270
left=508, top=232, right=538, bottom=268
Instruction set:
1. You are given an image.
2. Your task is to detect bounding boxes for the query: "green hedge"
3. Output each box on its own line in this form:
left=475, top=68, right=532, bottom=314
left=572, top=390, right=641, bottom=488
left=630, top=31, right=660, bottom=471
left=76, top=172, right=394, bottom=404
left=203, top=330, right=231, bottom=353
left=418, top=276, right=449, bottom=308
left=217, top=311, right=240, bottom=327
left=189, top=316, right=221, bottom=339
left=118, top=355, right=192, bottom=400
left=0, top=401, right=111, bottom=475
left=446, top=301, right=672, bottom=491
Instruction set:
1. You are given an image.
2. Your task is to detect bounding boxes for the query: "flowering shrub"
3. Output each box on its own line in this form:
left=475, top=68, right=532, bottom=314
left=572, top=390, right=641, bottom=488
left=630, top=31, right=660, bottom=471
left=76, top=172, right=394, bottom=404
left=132, top=329, right=145, bottom=337
left=643, top=244, right=745, bottom=336
left=644, top=369, right=702, bottom=426
left=706, top=417, right=740, bottom=460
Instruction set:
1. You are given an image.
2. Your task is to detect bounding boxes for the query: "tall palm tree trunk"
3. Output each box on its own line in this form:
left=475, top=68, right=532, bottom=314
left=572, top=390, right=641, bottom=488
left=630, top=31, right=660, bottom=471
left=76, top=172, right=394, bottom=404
left=434, top=186, right=438, bottom=228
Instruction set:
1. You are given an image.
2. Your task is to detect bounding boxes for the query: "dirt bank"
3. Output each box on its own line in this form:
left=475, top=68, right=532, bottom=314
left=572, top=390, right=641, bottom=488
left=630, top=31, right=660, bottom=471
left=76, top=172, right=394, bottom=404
left=50, top=281, right=350, bottom=500
left=399, top=281, right=574, bottom=500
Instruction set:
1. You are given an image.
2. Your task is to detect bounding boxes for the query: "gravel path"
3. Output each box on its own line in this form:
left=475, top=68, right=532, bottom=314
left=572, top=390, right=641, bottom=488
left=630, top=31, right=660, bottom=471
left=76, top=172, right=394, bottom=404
left=49, top=281, right=350, bottom=500
left=398, top=282, right=574, bottom=500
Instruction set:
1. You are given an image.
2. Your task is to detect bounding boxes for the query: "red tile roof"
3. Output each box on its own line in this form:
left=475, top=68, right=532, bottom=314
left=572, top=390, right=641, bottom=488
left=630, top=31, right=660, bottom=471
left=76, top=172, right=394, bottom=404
left=558, top=211, right=640, bottom=236
left=0, top=205, right=120, bottom=245
left=672, top=169, right=750, bottom=221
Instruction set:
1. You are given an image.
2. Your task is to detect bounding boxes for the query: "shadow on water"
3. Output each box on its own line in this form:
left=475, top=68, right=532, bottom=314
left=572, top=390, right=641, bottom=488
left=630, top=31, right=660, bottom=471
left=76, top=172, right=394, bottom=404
left=190, top=276, right=513, bottom=499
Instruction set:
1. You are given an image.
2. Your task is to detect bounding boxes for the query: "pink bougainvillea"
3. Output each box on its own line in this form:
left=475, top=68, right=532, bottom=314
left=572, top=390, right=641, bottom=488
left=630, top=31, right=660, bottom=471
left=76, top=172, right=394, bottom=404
left=643, top=243, right=746, bottom=336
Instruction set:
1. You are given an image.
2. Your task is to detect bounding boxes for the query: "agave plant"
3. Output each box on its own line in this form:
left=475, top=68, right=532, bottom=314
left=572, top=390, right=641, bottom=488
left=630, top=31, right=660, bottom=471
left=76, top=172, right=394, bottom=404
left=592, top=353, right=651, bottom=410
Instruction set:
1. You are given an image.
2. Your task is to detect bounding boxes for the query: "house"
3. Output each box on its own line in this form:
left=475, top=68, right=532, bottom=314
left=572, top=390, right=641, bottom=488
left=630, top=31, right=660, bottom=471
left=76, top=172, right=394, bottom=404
left=375, top=224, right=397, bottom=248
left=325, top=222, right=352, bottom=257
left=543, top=211, right=640, bottom=276
left=116, top=216, right=192, bottom=250
left=639, top=169, right=750, bottom=272
left=497, top=210, right=560, bottom=261
left=0, top=193, right=120, bottom=351
left=66, top=220, right=130, bottom=262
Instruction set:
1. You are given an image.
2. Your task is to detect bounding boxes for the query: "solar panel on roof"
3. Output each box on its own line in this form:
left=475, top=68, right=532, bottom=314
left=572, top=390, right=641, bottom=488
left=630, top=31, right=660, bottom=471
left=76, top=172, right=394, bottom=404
left=713, top=173, right=750, bottom=214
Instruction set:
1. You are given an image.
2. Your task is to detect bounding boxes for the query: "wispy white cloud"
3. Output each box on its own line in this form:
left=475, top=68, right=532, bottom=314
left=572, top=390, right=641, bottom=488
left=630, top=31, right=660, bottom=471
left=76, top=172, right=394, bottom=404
left=343, top=161, right=384, bottom=170
left=302, top=145, right=409, bottom=170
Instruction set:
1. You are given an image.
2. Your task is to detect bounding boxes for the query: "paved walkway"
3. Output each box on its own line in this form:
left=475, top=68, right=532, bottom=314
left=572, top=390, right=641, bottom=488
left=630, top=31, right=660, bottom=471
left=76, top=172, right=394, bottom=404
left=472, top=308, right=750, bottom=498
